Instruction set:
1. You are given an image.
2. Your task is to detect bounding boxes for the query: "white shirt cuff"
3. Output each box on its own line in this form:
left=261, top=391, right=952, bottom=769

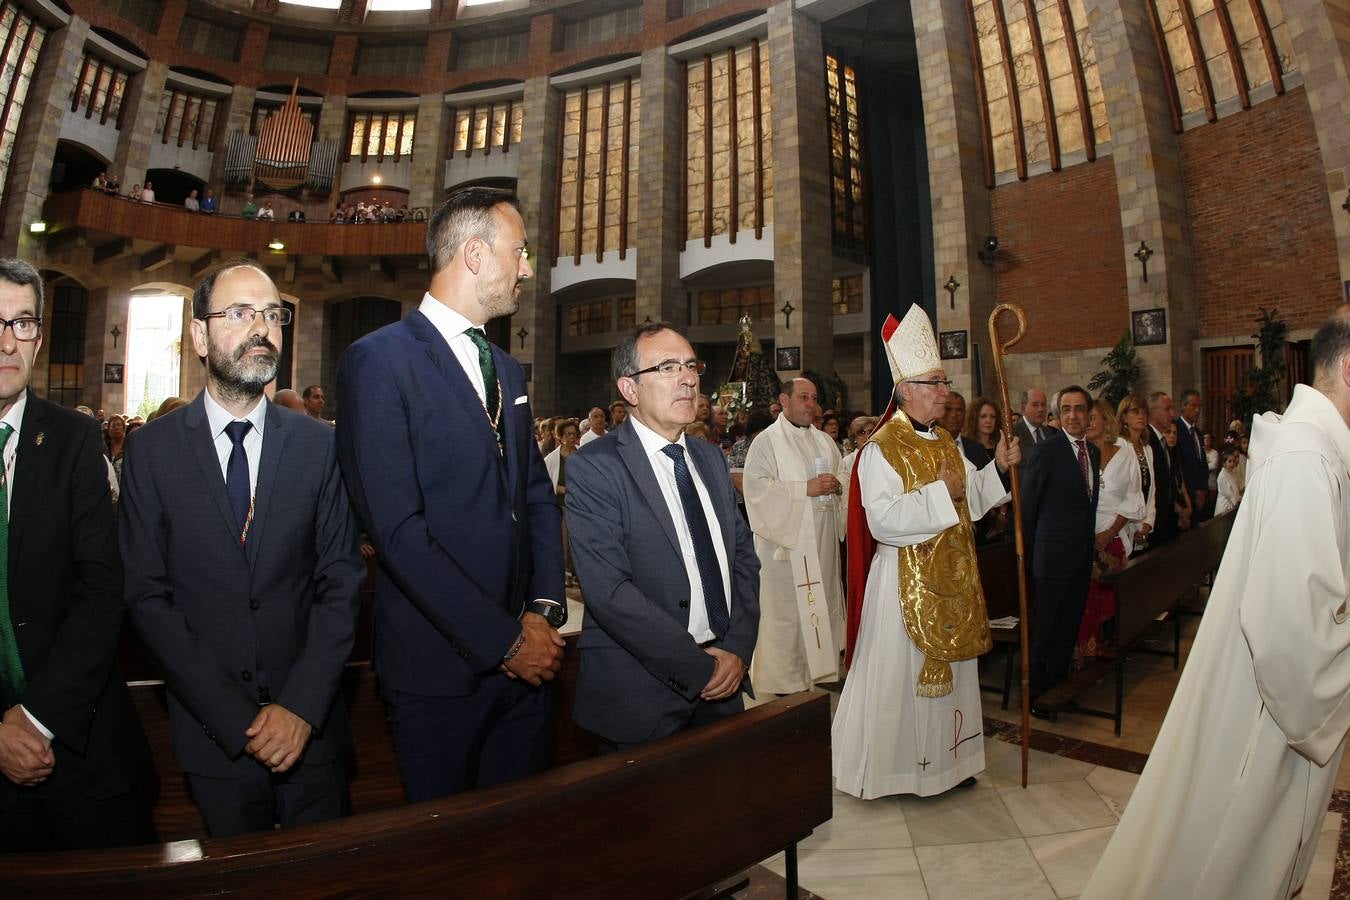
left=21, top=705, right=53, bottom=740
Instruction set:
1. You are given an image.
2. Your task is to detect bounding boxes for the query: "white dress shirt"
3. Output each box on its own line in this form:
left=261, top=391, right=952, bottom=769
left=628, top=416, right=732, bottom=643
left=419, top=292, right=489, bottom=407
left=203, top=388, right=266, bottom=500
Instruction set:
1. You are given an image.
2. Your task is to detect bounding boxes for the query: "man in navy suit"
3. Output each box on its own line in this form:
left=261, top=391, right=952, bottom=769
left=336, top=187, right=565, bottom=801
left=1020, top=385, right=1100, bottom=712
left=1175, top=389, right=1208, bottom=516
left=1147, top=391, right=1179, bottom=546
left=0, top=258, right=155, bottom=851
left=122, top=259, right=365, bottom=836
left=564, top=323, right=759, bottom=750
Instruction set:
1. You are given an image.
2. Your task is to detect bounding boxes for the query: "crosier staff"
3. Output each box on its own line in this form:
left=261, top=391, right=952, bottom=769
left=988, top=302, right=1031, bottom=788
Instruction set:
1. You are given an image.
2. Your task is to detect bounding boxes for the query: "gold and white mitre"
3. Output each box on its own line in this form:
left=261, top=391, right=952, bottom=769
left=881, top=305, right=942, bottom=382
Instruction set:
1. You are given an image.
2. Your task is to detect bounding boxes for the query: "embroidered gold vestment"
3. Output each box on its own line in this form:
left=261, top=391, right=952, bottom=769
left=869, top=410, right=991, bottom=697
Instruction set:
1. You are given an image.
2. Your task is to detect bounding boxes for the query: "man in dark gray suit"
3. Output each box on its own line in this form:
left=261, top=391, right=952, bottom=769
left=1013, top=387, right=1056, bottom=454
left=565, top=323, right=760, bottom=750
left=121, top=258, right=365, bottom=836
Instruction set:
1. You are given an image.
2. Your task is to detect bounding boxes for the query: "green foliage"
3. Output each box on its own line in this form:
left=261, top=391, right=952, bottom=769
left=1230, top=307, right=1287, bottom=429
left=1087, top=332, right=1141, bottom=407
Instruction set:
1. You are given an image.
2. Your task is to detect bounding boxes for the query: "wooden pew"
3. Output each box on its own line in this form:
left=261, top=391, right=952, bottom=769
left=1037, top=511, right=1236, bottom=734
left=0, top=692, right=831, bottom=898
left=976, top=538, right=1026, bottom=709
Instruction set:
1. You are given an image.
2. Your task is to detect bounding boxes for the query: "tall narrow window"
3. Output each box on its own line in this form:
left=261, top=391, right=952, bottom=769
left=345, top=111, right=416, bottom=161
left=825, top=54, right=866, bottom=255
left=125, top=293, right=183, bottom=419
left=684, top=40, right=772, bottom=245
left=554, top=76, right=640, bottom=264
left=47, top=283, right=87, bottom=410
left=0, top=2, right=48, bottom=218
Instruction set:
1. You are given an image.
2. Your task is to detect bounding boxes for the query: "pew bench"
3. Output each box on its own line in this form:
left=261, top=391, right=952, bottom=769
left=1036, top=511, right=1236, bottom=734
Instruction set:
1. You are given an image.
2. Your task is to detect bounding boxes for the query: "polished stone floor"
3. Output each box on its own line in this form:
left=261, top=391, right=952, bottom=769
left=745, top=607, right=1345, bottom=900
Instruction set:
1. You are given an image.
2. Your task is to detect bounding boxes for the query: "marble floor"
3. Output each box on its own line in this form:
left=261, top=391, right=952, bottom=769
left=744, top=604, right=1346, bottom=900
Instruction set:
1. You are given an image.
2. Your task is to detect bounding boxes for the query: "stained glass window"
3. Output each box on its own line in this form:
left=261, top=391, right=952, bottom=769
left=0, top=3, right=47, bottom=217
left=555, top=76, right=640, bottom=262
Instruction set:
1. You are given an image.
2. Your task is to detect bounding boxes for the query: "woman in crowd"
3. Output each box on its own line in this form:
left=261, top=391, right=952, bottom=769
left=960, top=397, right=1009, bottom=544
left=105, top=414, right=128, bottom=485
left=820, top=413, right=843, bottom=451
left=1164, top=421, right=1193, bottom=531
left=1116, top=393, right=1156, bottom=552
left=836, top=415, right=878, bottom=517
left=1079, top=398, right=1148, bottom=660
left=1204, top=432, right=1219, bottom=500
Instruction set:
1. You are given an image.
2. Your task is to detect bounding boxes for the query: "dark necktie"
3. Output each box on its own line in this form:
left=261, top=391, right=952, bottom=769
left=0, top=424, right=23, bottom=708
left=465, top=327, right=504, bottom=451
left=661, top=443, right=730, bottom=637
left=1075, top=439, right=1092, bottom=496
left=225, top=421, right=253, bottom=540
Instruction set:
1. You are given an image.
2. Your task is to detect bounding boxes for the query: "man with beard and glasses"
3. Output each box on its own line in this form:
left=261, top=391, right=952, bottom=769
left=336, top=187, right=564, bottom=802
left=120, top=258, right=365, bottom=836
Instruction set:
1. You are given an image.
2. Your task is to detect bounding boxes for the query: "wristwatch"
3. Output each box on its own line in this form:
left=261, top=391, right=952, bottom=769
left=525, top=599, right=567, bottom=629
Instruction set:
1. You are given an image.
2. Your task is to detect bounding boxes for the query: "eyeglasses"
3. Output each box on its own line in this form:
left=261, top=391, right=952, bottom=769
left=624, top=359, right=706, bottom=379
left=0, top=316, right=41, bottom=342
left=199, top=306, right=292, bottom=327
left=905, top=378, right=953, bottom=388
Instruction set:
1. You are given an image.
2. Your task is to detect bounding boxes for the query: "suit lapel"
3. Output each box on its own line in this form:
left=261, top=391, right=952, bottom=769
left=493, top=344, right=519, bottom=499
left=244, top=401, right=285, bottom=567
left=615, top=423, right=682, bottom=559
left=407, top=311, right=506, bottom=483
left=184, top=393, right=248, bottom=557
left=8, top=393, right=50, bottom=562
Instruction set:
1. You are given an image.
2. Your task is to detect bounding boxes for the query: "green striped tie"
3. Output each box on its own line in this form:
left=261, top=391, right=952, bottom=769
left=0, top=423, right=23, bottom=708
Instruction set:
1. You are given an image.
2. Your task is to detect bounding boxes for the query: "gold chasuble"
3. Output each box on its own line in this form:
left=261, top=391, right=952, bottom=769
left=868, top=410, right=990, bottom=697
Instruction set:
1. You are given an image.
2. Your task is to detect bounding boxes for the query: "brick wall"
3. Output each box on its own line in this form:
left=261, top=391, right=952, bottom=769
left=990, top=160, right=1129, bottom=354
left=1181, top=86, right=1342, bottom=337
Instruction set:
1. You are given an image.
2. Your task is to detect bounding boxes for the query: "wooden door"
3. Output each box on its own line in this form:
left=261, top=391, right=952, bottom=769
left=1203, top=346, right=1254, bottom=436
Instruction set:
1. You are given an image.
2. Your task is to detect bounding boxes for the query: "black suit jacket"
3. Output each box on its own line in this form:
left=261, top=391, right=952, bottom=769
left=1174, top=416, right=1207, bottom=496
left=2, top=393, right=152, bottom=802
left=565, top=421, right=760, bottom=745
left=1020, top=430, right=1100, bottom=578
left=1148, top=426, right=1178, bottom=544
left=335, top=309, right=563, bottom=696
left=121, top=394, right=364, bottom=777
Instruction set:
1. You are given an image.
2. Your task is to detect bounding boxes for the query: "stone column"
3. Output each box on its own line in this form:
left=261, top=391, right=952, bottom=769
left=912, top=0, right=995, bottom=396
left=112, top=60, right=169, bottom=190
left=83, top=285, right=109, bottom=409
left=1089, top=0, right=1197, bottom=394
left=1283, top=0, right=1350, bottom=288
left=207, top=84, right=256, bottom=194
left=294, top=296, right=326, bottom=397
left=767, top=4, right=833, bottom=380
left=634, top=47, right=684, bottom=325
left=514, top=73, right=562, bottom=413
left=410, top=93, right=448, bottom=210
left=1, top=15, right=88, bottom=259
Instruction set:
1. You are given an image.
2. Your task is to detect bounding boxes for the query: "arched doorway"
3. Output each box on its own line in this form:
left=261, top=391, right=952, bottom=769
left=324, top=297, right=401, bottom=411
left=43, top=273, right=89, bottom=409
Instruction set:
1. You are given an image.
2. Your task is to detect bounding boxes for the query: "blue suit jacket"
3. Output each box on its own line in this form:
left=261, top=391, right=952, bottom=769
left=1020, top=429, right=1101, bottom=578
left=1174, top=416, right=1208, bottom=495
left=564, top=421, right=760, bottom=744
left=122, top=394, right=365, bottom=777
left=335, top=309, right=563, bottom=697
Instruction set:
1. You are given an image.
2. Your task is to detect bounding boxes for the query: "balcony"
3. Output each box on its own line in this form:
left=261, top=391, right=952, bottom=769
left=41, top=189, right=427, bottom=264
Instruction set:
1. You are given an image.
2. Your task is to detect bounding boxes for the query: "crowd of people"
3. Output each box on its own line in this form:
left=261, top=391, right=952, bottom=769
left=5, top=185, right=1347, bottom=899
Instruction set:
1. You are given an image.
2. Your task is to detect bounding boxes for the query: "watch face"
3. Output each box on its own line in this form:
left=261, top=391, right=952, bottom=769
left=547, top=605, right=567, bottom=628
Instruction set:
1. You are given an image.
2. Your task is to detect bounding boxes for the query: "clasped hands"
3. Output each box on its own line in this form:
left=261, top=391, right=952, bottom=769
left=244, top=703, right=312, bottom=773
left=0, top=705, right=53, bottom=786
left=500, top=613, right=565, bottom=686
left=701, top=647, right=744, bottom=702
left=807, top=474, right=841, bottom=497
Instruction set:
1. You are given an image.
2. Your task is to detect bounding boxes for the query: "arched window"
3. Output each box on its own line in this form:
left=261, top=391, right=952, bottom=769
left=125, top=293, right=184, bottom=418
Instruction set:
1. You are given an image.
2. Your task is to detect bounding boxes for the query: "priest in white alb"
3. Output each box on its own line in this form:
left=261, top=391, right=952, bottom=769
left=1083, top=309, right=1350, bottom=899
left=833, top=305, right=1019, bottom=799
left=743, top=377, right=845, bottom=694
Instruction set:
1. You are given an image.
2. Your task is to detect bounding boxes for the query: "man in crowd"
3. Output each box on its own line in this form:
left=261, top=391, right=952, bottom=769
left=1175, top=388, right=1208, bottom=516
left=1013, top=387, right=1054, bottom=451
left=833, top=307, right=1017, bottom=798
left=1021, top=386, right=1099, bottom=711
left=185, top=189, right=200, bottom=212
left=1147, top=391, right=1179, bottom=546
left=578, top=406, right=608, bottom=446
left=302, top=385, right=330, bottom=423
left=121, top=258, right=365, bottom=836
left=1084, top=309, right=1350, bottom=899
left=201, top=189, right=217, bottom=214
left=942, top=390, right=967, bottom=454
left=241, top=194, right=258, bottom=219
left=566, top=323, right=759, bottom=750
left=272, top=388, right=305, bottom=413
left=609, top=399, right=627, bottom=426
left=336, top=187, right=565, bottom=801
left=0, top=258, right=156, bottom=852
left=743, top=377, right=844, bottom=694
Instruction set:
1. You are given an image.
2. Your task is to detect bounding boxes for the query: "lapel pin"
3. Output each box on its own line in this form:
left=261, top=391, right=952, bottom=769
left=34, top=431, right=43, bottom=446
